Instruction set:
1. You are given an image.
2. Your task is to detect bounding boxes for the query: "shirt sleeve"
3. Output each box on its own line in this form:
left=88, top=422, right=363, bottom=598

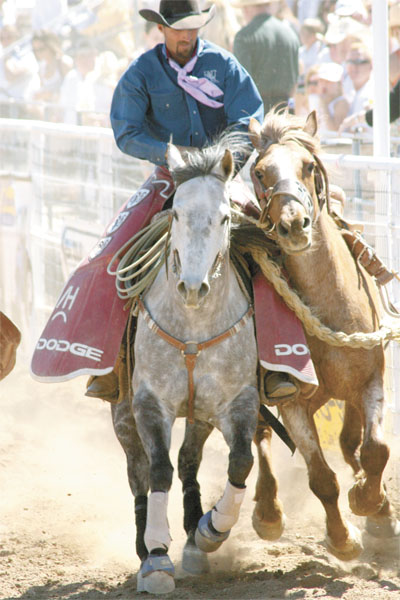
left=110, top=61, right=168, bottom=166
left=365, top=80, right=400, bottom=127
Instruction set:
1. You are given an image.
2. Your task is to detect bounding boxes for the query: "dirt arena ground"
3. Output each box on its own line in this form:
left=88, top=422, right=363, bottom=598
left=0, top=357, right=399, bottom=600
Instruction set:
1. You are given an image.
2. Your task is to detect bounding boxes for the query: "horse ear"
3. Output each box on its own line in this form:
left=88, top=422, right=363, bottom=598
left=221, top=149, right=234, bottom=180
left=304, top=111, right=318, bottom=137
left=248, top=117, right=262, bottom=151
left=166, top=143, right=186, bottom=171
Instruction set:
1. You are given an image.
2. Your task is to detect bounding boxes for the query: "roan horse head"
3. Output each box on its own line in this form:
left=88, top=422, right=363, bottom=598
left=248, top=110, right=328, bottom=255
left=166, top=142, right=234, bottom=309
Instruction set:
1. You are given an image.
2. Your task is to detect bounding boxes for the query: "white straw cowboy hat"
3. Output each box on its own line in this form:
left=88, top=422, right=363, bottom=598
left=139, top=0, right=215, bottom=30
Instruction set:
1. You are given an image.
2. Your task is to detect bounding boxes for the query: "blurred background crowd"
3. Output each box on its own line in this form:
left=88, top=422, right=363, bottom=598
left=0, top=0, right=398, bottom=135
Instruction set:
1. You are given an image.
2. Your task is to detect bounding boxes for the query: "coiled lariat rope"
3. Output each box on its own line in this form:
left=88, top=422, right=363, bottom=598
left=107, top=215, right=171, bottom=301
left=108, top=208, right=400, bottom=349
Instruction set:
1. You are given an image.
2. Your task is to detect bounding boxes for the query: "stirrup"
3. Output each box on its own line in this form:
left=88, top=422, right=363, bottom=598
left=195, top=510, right=230, bottom=553
left=262, top=372, right=298, bottom=406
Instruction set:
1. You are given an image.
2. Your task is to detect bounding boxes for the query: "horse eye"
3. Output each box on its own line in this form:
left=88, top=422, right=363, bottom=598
left=255, top=169, right=263, bottom=180
left=172, top=210, right=179, bottom=221
left=307, top=162, right=315, bottom=174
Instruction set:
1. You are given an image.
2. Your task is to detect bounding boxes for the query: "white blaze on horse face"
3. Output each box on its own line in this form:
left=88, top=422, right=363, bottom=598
left=172, top=176, right=230, bottom=308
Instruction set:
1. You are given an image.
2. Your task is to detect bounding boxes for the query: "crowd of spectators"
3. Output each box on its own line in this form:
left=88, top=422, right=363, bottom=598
left=0, top=0, right=399, bottom=137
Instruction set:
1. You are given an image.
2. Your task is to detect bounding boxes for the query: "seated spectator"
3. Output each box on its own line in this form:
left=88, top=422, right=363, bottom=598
left=314, top=61, right=349, bottom=132
left=132, top=19, right=164, bottom=59
left=322, top=16, right=369, bottom=97
left=339, top=47, right=400, bottom=133
left=201, top=0, right=241, bottom=51
left=32, top=30, right=73, bottom=120
left=295, top=63, right=320, bottom=116
left=88, top=50, right=126, bottom=127
left=298, top=17, right=325, bottom=78
left=344, top=41, right=373, bottom=120
left=0, top=24, right=40, bottom=117
left=59, top=38, right=97, bottom=125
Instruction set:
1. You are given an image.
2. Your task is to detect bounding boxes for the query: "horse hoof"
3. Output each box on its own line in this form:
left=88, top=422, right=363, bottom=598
left=137, top=554, right=175, bottom=594
left=366, top=515, right=400, bottom=538
left=348, top=483, right=386, bottom=517
left=195, top=510, right=230, bottom=553
left=182, top=535, right=210, bottom=574
left=252, top=510, right=286, bottom=541
left=325, top=521, right=363, bottom=561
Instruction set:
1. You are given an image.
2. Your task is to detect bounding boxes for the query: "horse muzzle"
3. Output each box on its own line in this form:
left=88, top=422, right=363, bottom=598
left=275, top=200, right=313, bottom=254
left=177, top=278, right=210, bottom=308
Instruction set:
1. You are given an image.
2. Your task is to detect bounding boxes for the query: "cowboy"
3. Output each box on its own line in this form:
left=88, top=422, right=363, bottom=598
left=84, top=0, right=317, bottom=404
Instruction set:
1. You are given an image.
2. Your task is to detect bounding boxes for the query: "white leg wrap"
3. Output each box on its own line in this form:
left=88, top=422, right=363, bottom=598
left=211, top=481, right=246, bottom=533
left=144, top=492, right=172, bottom=553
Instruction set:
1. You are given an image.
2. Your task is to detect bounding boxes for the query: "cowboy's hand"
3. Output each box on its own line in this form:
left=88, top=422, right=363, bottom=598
left=175, top=145, right=197, bottom=158
left=339, top=111, right=366, bottom=134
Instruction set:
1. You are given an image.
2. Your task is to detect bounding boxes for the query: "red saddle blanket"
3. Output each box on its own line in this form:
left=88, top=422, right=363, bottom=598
left=253, top=270, right=318, bottom=386
left=31, top=168, right=318, bottom=388
left=31, top=167, right=175, bottom=382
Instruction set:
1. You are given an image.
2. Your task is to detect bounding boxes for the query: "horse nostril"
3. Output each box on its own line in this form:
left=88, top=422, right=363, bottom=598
left=303, top=216, right=311, bottom=230
left=198, top=282, right=210, bottom=299
left=177, top=280, right=186, bottom=298
left=277, top=222, right=289, bottom=237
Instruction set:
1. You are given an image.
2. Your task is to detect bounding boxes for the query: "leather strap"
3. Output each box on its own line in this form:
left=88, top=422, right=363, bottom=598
left=341, top=229, right=396, bottom=286
left=137, top=298, right=254, bottom=423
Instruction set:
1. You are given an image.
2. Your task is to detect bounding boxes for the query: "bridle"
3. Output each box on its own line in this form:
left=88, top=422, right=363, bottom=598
left=250, top=147, right=331, bottom=235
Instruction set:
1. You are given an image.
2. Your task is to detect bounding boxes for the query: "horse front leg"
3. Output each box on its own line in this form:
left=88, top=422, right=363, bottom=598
left=132, top=386, right=175, bottom=595
left=280, top=401, right=363, bottom=561
left=348, top=375, right=400, bottom=538
left=252, top=415, right=286, bottom=541
left=111, top=397, right=150, bottom=563
left=195, top=387, right=259, bottom=553
left=178, top=419, right=213, bottom=574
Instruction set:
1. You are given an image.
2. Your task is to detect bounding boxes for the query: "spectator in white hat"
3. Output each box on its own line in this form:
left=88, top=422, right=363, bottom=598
left=314, top=61, right=349, bottom=131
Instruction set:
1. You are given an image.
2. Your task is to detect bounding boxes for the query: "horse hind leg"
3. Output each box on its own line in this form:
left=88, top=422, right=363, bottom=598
left=252, top=415, right=286, bottom=541
left=347, top=376, right=400, bottom=538
left=339, top=403, right=362, bottom=477
left=280, top=401, right=363, bottom=561
left=178, top=419, right=213, bottom=574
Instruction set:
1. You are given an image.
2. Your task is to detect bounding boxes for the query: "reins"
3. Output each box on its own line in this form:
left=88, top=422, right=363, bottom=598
left=137, top=297, right=254, bottom=423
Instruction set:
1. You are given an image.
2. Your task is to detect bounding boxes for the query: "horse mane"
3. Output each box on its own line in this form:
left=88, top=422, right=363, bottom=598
left=171, top=130, right=252, bottom=188
left=259, top=109, right=321, bottom=156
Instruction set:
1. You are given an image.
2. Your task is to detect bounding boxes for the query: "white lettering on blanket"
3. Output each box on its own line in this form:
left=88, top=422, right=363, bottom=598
left=35, top=338, right=103, bottom=362
left=274, top=343, right=309, bottom=356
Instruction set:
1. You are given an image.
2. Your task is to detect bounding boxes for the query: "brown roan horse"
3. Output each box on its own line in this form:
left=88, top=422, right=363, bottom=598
left=247, top=109, right=399, bottom=561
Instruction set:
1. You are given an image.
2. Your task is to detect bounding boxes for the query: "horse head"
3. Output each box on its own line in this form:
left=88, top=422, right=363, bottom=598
left=248, top=110, right=327, bottom=255
left=166, top=142, right=234, bottom=309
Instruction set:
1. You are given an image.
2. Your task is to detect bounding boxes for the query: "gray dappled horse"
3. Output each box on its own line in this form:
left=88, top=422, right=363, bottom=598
left=112, top=139, right=259, bottom=594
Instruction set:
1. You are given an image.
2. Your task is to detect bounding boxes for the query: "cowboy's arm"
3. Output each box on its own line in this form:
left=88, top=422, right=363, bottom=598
left=110, top=63, right=169, bottom=166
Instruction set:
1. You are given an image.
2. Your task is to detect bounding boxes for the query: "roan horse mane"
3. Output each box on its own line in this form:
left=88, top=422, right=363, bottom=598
left=257, top=109, right=321, bottom=156
left=170, top=131, right=251, bottom=188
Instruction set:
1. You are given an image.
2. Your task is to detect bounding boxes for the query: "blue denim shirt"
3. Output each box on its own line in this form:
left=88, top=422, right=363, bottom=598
left=110, top=39, right=263, bottom=166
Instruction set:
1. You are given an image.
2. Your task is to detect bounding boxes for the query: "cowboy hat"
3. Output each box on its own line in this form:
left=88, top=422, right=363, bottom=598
left=139, top=0, right=215, bottom=30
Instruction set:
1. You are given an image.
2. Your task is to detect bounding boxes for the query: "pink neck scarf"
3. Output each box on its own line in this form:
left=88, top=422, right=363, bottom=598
left=167, top=42, right=224, bottom=109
